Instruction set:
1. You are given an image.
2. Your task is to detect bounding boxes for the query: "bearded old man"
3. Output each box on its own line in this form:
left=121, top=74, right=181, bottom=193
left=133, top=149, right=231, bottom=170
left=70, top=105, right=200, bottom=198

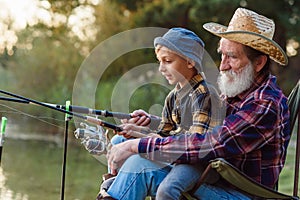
left=99, top=8, right=290, bottom=200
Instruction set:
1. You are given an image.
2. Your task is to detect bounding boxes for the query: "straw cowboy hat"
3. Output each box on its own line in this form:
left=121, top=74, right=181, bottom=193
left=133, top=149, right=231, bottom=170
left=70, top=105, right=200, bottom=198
left=203, top=8, right=288, bottom=66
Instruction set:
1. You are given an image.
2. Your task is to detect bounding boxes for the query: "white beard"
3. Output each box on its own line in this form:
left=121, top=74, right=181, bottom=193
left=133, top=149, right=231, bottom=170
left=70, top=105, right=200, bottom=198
left=217, top=63, right=255, bottom=97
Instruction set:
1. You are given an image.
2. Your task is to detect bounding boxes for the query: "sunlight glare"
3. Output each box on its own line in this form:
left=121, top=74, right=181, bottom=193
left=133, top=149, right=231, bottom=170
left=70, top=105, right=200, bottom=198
left=0, top=0, right=41, bottom=54
left=287, top=39, right=299, bottom=57
left=68, top=5, right=98, bottom=41
left=0, top=0, right=99, bottom=54
left=0, top=0, right=41, bottom=30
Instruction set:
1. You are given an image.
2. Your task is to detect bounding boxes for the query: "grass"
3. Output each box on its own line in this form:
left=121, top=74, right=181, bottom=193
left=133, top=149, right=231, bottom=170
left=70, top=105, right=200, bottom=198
left=278, top=124, right=300, bottom=196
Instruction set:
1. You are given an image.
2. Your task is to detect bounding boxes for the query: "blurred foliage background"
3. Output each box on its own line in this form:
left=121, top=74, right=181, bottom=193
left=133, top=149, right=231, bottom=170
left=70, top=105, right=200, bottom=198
left=0, top=0, right=299, bottom=132
left=0, top=1, right=299, bottom=198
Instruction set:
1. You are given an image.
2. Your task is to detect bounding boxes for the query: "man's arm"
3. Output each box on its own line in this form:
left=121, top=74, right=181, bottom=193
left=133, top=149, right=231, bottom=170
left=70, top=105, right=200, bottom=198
left=138, top=99, right=280, bottom=164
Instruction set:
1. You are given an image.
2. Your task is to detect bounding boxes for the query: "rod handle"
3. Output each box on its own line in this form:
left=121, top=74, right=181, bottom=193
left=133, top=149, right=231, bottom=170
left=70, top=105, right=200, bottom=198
left=85, top=116, right=122, bottom=132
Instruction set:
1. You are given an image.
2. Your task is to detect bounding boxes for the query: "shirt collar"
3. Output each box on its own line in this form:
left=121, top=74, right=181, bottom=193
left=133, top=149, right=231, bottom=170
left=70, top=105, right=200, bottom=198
left=175, top=74, right=204, bottom=98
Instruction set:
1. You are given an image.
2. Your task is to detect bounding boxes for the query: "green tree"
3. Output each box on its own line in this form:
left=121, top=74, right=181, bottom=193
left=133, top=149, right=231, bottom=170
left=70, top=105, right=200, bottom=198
left=0, top=0, right=299, bottom=128
left=107, top=0, right=300, bottom=93
left=0, top=0, right=96, bottom=130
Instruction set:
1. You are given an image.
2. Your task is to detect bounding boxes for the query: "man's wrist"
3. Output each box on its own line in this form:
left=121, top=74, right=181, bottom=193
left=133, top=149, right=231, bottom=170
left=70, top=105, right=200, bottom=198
left=130, top=139, right=141, bottom=153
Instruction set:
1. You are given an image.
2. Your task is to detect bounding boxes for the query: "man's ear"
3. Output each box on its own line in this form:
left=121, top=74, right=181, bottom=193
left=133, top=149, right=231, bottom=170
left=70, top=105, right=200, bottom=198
left=254, top=55, right=268, bottom=72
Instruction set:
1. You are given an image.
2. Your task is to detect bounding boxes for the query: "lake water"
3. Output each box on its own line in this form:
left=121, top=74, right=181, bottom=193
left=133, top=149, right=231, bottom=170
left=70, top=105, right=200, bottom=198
left=0, top=123, right=108, bottom=200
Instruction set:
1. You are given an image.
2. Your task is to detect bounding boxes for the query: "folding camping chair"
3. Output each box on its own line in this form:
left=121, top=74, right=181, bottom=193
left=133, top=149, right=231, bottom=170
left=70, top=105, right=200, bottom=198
left=183, top=80, right=300, bottom=200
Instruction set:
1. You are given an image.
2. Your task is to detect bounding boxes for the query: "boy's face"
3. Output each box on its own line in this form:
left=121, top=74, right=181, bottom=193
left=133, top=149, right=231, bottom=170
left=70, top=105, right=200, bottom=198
left=156, top=46, right=195, bottom=87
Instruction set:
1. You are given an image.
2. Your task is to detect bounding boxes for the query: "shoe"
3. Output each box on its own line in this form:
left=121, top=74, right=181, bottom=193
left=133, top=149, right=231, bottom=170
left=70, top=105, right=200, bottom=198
left=100, top=176, right=116, bottom=193
left=102, top=173, right=116, bottom=181
left=96, top=195, right=115, bottom=200
left=96, top=174, right=117, bottom=200
left=96, top=191, right=115, bottom=200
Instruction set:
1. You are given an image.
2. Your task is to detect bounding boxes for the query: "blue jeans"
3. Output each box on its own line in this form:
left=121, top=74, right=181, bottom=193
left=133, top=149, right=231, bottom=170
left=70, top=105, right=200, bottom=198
left=156, top=163, right=207, bottom=200
left=107, top=155, right=251, bottom=200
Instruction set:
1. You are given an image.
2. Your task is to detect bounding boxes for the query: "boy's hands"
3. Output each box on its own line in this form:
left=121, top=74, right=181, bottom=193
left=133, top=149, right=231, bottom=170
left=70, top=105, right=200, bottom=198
left=114, top=109, right=153, bottom=138
left=126, top=109, right=151, bottom=126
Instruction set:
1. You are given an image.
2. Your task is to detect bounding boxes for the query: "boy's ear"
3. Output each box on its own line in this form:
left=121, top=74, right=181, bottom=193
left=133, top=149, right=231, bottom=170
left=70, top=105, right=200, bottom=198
left=187, top=60, right=196, bottom=69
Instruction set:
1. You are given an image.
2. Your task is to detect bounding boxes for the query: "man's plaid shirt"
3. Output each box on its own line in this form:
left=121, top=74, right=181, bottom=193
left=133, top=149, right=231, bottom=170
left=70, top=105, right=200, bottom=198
left=139, top=72, right=290, bottom=189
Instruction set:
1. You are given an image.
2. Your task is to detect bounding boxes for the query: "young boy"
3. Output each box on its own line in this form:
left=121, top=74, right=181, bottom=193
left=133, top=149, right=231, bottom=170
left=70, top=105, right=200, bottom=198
left=112, top=27, right=214, bottom=142
left=100, top=28, right=219, bottom=199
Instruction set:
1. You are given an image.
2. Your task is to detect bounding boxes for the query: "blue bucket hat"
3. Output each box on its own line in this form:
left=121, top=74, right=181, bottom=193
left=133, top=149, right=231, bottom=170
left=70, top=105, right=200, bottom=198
left=154, top=27, right=205, bottom=71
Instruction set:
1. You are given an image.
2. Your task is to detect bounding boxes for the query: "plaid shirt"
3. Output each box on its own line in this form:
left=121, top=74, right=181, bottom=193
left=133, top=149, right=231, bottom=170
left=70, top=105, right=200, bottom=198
left=139, top=72, right=290, bottom=188
left=157, top=74, right=216, bottom=136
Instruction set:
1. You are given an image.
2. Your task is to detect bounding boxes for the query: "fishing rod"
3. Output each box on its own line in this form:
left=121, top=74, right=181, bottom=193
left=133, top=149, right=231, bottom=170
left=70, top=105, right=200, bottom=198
left=0, top=96, right=161, bottom=124
left=61, top=101, right=70, bottom=200
left=0, top=90, right=122, bottom=132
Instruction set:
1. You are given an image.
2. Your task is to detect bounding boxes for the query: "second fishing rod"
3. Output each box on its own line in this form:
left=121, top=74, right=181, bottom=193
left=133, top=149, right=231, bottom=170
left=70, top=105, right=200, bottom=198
left=0, top=90, right=122, bottom=132
left=0, top=96, right=161, bottom=126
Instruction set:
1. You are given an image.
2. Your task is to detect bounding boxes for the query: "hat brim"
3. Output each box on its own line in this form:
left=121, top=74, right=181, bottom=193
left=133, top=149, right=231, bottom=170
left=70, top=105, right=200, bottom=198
left=203, top=22, right=288, bottom=66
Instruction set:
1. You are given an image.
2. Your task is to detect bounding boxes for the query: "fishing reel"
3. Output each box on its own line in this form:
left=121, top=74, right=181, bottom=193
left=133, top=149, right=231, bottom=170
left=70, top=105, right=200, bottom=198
left=74, top=122, right=109, bottom=155
left=74, top=122, right=103, bottom=140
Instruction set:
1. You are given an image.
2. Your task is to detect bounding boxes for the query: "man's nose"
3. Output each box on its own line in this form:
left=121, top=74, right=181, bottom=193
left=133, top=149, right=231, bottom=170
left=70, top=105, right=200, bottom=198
left=219, top=56, right=230, bottom=71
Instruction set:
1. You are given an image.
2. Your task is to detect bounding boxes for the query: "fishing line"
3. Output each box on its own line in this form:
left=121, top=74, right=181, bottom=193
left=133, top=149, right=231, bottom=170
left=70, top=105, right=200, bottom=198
left=0, top=90, right=122, bottom=132
left=0, top=96, right=161, bottom=126
left=0, top=103, right=67, bottom=130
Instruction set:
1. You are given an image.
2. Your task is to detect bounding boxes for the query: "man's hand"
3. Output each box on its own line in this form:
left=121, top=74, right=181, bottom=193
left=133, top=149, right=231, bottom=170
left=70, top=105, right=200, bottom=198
left=107, top=139, right=140, bottom=175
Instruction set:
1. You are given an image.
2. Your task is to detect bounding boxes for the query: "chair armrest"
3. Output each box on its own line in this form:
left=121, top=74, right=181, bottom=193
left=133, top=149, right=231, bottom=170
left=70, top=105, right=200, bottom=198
left=211, top=158, right=298, bottom=199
